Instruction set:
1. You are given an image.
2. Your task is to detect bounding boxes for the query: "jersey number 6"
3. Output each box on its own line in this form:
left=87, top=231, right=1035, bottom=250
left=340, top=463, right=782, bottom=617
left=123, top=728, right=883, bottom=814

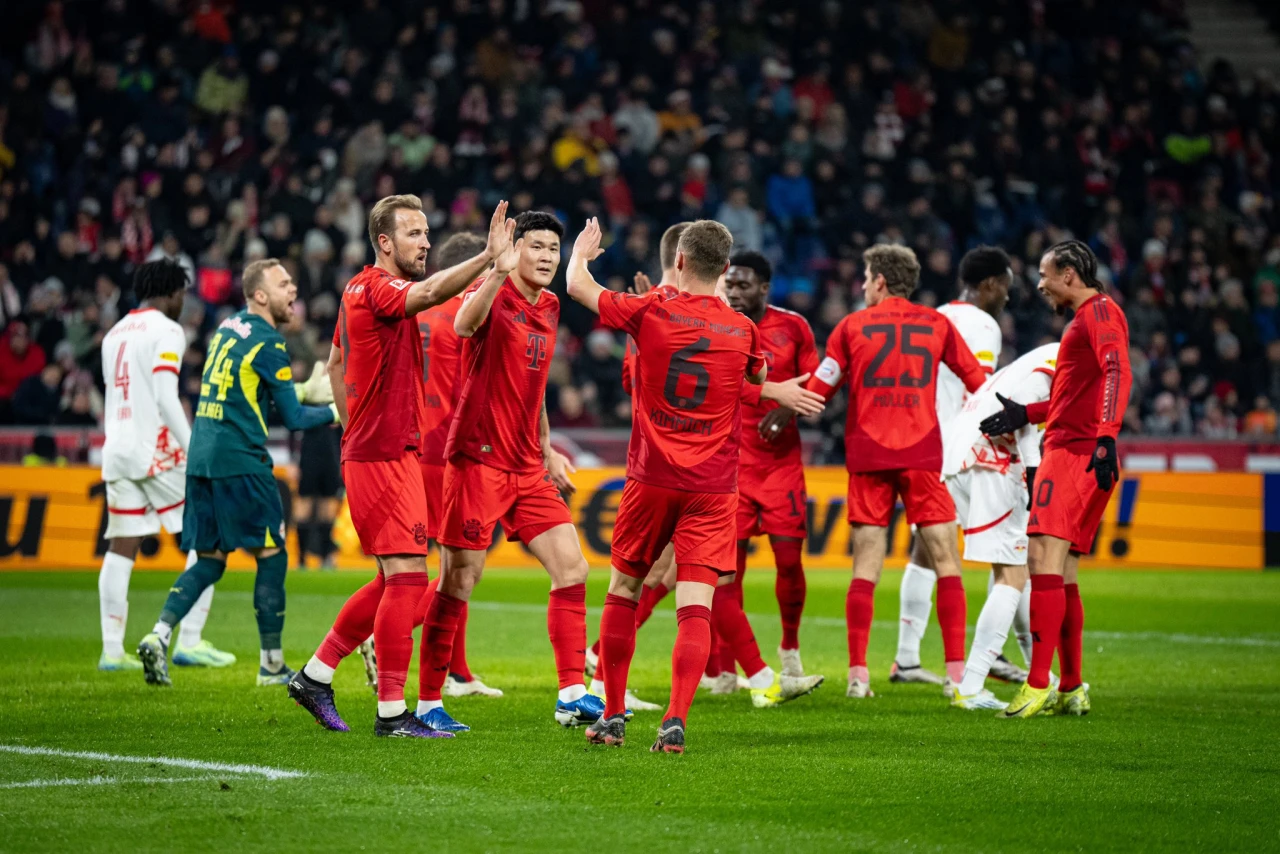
left=663, top=337, right=711, bottom=410
left=861, top=323, right=934, bottom=389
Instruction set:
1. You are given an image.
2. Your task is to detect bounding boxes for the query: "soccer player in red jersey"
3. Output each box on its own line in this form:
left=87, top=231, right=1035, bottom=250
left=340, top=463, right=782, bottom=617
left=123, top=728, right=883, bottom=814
left=413, top=232, right=502, bottom=699
left=722, top=250, right=821, bottom=683
left=805, top=245, right=986, bottom=700
left=568, top=218, right=824, bottom=754
left=288, top=195, right=515, bottom=738
left=416, top=211, right=598, bottom=731
left=981, top=240, right=1131, bottom=718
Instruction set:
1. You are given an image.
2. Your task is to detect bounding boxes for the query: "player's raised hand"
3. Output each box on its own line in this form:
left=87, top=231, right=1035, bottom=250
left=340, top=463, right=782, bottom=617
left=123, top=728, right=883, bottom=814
left=494, top=233, right=522, bottom=275
left=546, top=449, right=578, bottom=495
left=485, top=200, right=513, bottom=260
left=571, top=217, right=606, bottom=264
left=632, top=271, right=654, bottom=295
left=979, top=392, right=1029, bottom=437
left=764, top=374, right=825, bottom=417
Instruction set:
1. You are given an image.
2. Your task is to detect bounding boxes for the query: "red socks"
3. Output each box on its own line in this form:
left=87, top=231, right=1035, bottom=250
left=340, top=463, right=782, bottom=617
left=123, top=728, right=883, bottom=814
left=547, top=583, right=587, bottom=689
left=1029, top=575, right=1066, bottom=690
left=772, top=538, right=806, bottom=650
left=417, top=589, right=465, bottom=702
left=704, top=620, right=722, bottom=678
left=711, top=583, right=767, bottom=678
left=374, top=572, right=428, bottom=703
left=316, top=571, right=384, bottom=669
left=1060, top=583, right=1084, bottom=692
left=846, top=578, right=876, bottom=667
left=451, top=597, right=473, bottom=681
left=935, top=575, right=968, bottom=665
left=635, top=582, right=669, bottom=629
left=599, top=593, right=639, bottom=719
left=666, top=605, right=711, bottom=723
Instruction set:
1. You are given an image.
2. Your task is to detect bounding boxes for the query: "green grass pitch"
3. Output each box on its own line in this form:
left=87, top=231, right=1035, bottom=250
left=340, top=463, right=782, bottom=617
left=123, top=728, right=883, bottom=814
left=1, top=567, right=1278, bottom=852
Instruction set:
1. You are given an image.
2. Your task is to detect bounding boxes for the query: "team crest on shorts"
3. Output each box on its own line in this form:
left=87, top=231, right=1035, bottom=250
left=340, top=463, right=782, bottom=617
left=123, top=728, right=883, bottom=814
left=413, top=523, right=428, bottom=546
left=462, top=518, right=482, bottom=543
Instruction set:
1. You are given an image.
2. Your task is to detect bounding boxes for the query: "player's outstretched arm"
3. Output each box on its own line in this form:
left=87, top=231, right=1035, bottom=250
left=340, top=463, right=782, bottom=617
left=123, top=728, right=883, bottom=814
left=262, top=342, right=336, bottom=431
left=454, top=234, right=523, bottom=338
left=326, top=344, right=347, bottom=425
left=565, top=217, right=608, bottom=314
left=406, top=201, right=513, bottom=316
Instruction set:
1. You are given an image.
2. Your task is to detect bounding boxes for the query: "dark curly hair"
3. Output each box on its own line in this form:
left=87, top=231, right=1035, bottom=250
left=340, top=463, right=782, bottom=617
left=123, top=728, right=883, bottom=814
left=958, top=245, right=1011, bottom=287
left=1045, top=239, right=1106, bottom=293
left=729, top=250, right=773, bottom=284
left=133, top=259, right=188, bottom=302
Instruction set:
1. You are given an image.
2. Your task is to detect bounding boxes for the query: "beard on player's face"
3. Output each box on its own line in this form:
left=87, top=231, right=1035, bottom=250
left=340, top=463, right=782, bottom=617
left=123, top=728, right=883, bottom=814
left=393, top=244, right=427, bottom=280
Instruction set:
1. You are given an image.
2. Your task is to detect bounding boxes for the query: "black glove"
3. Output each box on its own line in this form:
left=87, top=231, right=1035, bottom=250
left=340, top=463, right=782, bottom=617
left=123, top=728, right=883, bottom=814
left=1025, top=466, right=1037, bottom=511
left=1085, top=436, right=1119, bottom=491
left=979, top=393, right=1029, bottom=436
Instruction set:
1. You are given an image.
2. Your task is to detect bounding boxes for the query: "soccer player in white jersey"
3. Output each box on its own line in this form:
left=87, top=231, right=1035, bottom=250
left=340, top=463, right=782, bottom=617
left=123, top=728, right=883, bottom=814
left=892, top=246, right=1012, bottom=688
left=944, top=343, right=1059, bottom=709
left=97, top=260, right=233, bottom=671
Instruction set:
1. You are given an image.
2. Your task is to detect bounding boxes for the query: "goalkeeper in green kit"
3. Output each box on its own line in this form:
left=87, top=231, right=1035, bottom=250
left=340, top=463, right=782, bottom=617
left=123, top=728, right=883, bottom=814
left=138, top=259, right=339, bottom=688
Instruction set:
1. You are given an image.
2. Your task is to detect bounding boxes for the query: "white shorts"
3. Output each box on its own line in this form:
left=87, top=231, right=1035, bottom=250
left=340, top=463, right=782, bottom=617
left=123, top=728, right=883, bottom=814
left=947, top=465, right=1028, bottom=566
left=104, top=468, right=186, bottom=539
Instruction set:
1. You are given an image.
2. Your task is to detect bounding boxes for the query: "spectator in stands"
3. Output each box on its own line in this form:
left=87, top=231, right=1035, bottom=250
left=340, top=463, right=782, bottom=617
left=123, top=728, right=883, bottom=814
left=0, top=321, right=46, bottom=421
left=12, top=363, right=64, bottom=426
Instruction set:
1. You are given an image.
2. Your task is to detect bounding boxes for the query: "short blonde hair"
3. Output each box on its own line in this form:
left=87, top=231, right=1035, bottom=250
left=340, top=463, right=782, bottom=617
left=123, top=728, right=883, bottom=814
left=242, top=258, right=282, bottom=299
left=863, top=244, right=921, bottom=297
left=368, top=194, right=423, bottom=250
left=677, top=220, right=733, bottom=282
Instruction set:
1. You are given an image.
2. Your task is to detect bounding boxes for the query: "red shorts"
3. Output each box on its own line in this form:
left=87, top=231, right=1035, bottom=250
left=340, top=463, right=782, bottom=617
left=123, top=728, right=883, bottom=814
left=611, top=478, right=736, bottom=584
left=847, top=468, right=955, bottom=528
left=736, top=462, right=807, bottom=540
left=438, top=456, right=571, bottom=550
left=1027, top=447, right=1114, bottom=553
left=420, top=461, right=446, bottom=540
left=343, top=453, right=431, bottom=556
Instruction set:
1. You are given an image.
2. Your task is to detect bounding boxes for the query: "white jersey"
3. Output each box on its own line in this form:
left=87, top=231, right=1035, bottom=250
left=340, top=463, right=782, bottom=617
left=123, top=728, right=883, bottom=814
left=943, top=343, right=1059, bottom=478
left=936, top=301, right=1002, bottom=433
left=101, top=308, right=189, bottom=481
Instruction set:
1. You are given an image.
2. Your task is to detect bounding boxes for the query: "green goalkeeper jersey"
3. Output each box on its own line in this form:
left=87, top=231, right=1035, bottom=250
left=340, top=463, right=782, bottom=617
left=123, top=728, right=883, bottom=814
left=187, top=309, right=335, bottom=478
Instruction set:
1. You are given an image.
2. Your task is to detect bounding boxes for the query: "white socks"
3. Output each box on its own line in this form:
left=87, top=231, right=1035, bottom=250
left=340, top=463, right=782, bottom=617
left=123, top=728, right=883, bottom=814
left=558, top=684, right=587, bottom=703
left=416, top=699, right=443, bottom=716
left=959, top=583, right=1022, bottom=696
left=747, top=665, right=775, bottom=689
left=177, top=552, right=213, bottom=649
left=378, top=700, right=407, bottom=718
left=588, top=678, right=606, bottom=697
left=151, top=620, right=173, bottom=646
left=260, top=649, right=284, bottom=671
left=895, top=562, right=936, bottom=668
left=303, top=656, right=336, bottom=684
left=1013, top=580, right=1032, bottom=666
left=99, top=552, right=134, bottom=657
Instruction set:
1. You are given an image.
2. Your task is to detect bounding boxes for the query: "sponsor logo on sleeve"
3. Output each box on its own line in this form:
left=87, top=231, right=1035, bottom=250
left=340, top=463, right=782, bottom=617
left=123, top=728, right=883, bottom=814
left=275, top=367, right=292, bottom=381
left=159, top=351, right=180, bottom=363
left=815, top=356, right=842, bottom=385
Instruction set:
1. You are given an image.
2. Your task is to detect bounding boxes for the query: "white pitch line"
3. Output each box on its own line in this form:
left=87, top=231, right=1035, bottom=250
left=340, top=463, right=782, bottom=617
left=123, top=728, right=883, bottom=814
left=466, top=600, right=1280, bottom=647
left=0, top=775, right=211, bottom=790
left=0, top=745, right=307, bottom=780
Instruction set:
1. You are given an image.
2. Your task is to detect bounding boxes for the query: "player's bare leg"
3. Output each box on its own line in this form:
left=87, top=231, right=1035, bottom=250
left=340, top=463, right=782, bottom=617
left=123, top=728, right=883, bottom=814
left=952, top=562, right=1028, bottom=710
left=770, top=534, right=807, bottom=677
left=915, top=522, right=969, bottom=698
left=1000, top=533, right=1072, bottom=718
left=525, top=523, right=600, bottom=724
left=846, top=525, right=887, bottom=697
left=891, top=534, right=945, bottom=686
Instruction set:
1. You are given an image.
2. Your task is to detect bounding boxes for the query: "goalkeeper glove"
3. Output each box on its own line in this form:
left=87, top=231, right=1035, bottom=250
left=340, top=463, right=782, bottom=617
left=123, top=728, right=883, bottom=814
left=979, top=393, right=1029, bottom=436
left=294, top=360, right=334, bottom=405
left=1085, top=436, right=1119, bottom=491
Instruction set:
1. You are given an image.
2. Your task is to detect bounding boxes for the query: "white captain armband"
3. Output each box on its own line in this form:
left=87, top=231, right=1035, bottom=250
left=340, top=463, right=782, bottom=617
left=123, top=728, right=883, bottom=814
left=815, top=356, right=842, bottom=386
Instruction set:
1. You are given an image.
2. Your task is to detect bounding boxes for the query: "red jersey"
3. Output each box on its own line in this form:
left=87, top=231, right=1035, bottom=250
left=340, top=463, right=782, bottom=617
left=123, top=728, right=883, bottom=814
left=599, top=288, right=765, bottom=494
left=335, top=265, right=425, bottom=463
left=808, top=296, right=985, bottom=473
left=418, top=294, right=464, bottom=465
left=445, top=277, right=559, bottom=474
left=1043, top=294, right=1132, bottom=453
left=621, top=284, right=678, bottom=397
left=738, top=306, right=819, bottom=468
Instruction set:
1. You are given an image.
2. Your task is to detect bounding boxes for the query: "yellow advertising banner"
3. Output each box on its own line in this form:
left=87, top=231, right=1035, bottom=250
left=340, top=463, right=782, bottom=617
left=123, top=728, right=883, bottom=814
left=0, top=465, right=1265, bottom=571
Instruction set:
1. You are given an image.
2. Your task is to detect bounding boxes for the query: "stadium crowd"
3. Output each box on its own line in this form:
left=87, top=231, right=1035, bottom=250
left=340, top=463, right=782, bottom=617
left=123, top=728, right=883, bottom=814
left=2, top=0, right=1280, bottom=444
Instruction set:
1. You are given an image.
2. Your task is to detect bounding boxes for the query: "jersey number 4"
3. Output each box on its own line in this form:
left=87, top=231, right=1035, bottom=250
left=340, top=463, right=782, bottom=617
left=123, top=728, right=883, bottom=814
left=861, top=324, right=934, bottom=389
left=113, top=342, right=130, bottom=401
left=203, top=333, right=237, bottom=400
left=664, top=337, right=711, bottom=410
